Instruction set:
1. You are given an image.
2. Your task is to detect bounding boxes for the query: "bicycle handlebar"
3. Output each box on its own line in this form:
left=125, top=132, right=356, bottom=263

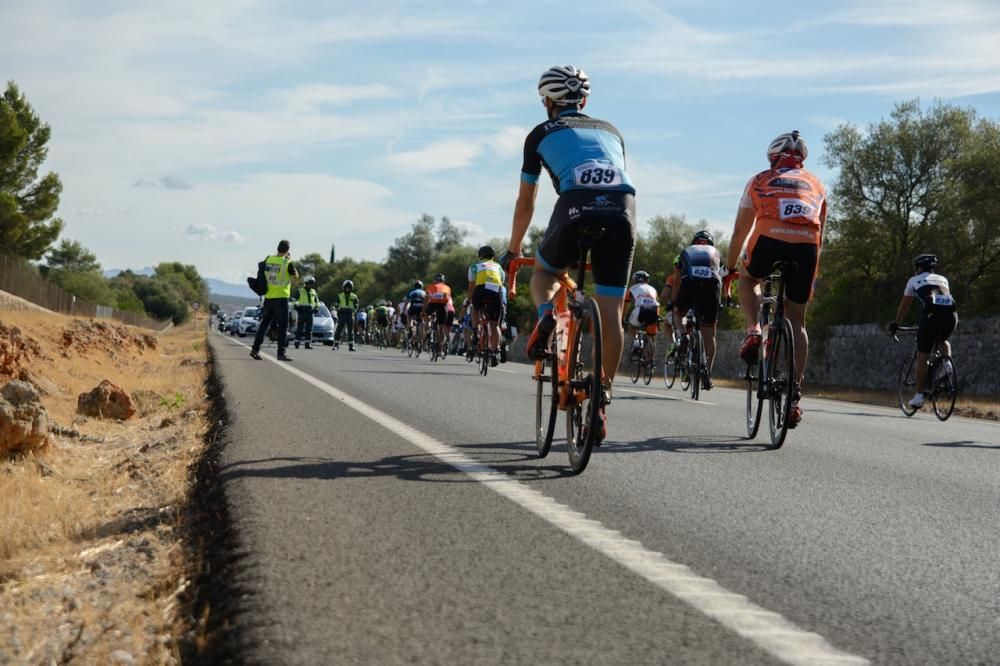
left=891, top=325, right=918, bottom=343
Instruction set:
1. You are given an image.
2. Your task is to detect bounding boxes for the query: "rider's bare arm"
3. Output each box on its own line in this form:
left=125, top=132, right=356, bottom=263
left=894, top=295, right=913, bottom=326
left=727, top=207, right=755, bottom=270
left=508, top=180, right=539, bottom=253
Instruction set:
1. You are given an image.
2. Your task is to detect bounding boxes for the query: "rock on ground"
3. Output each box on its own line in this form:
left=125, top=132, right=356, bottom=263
left=77, top=380, right=137, bottom=420
left=0, top=380, right=52, bottom=455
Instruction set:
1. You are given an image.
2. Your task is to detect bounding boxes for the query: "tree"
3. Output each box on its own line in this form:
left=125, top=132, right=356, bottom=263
left=435, top=216, right=467, bottom=253
left=44, top=239, right=101, bottom=273
left=0, top=82, right=63, bottom=259
left=153, top=262, right=208, bottom=306
left=818, top=99, right=1000, bottom=326
left=378, top=214, right=436, bottom=285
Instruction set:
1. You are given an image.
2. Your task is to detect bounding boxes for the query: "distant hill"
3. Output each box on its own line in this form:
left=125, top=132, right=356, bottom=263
left=205, top=277, right=256, bottom=299
left=103, top=266, right=155, bottom=278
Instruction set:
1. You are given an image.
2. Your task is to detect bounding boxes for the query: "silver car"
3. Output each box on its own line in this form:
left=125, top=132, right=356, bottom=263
left=237, top=306, right=261, bottom=337
left=228, top=310, right=243, bottom=335
left=311, top=303, right=335, bottom=345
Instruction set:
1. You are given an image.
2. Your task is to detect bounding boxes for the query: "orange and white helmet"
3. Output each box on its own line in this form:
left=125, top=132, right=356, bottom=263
left=538, top=65, right=591, bottom=105
left=767, top=130, right=808, bottom=165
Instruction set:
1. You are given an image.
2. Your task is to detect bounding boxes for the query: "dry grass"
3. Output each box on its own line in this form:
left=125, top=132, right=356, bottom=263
left=0, top=310, right=210, bottom=664
left=714, top=377, right=1000, bottom=419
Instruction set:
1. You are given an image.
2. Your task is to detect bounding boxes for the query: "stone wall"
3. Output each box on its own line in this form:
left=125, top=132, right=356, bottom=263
left=0, top=289, right=53, bottom=313
left=509, top=315, right=1000, bottom=395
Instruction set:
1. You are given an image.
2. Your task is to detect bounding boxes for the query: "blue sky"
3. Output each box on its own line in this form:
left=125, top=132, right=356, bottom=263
left=3, top=0, right=1000, bottom=283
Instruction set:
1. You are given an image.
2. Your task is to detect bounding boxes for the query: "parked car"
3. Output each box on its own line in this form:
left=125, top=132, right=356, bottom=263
left=228, top=311, right=243, bottom=336
left=237, top=306, right=261, bottom=337
left=311, top=303, right=335, bottom=346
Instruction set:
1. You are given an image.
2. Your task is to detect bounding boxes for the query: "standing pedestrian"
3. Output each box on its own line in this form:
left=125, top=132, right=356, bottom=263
left=333, top=279, right=360, bottom=351
left=250, top=240, right=299, bottom=361
left=294, top=276, right=319, bottom=349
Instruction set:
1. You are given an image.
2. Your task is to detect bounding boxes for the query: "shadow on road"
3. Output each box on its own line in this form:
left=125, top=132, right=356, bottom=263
left=922, top=440, right=1000, bottom=450
left=218, top=445, right=576, bottom=485
left=596, top=434, right=771, bottom=454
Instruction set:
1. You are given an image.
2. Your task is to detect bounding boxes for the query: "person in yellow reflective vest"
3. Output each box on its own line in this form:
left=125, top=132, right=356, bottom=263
left=250, top=240, right=299, bottom=361
left=293, top=276, right=320, bottom=349
left=333, top=279, right=360, bottom=351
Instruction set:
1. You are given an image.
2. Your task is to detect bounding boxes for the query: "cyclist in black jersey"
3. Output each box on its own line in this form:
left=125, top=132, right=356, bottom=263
left=889, top=254, right=958, bottom=408
left=500, top=65, right=636, bottom=442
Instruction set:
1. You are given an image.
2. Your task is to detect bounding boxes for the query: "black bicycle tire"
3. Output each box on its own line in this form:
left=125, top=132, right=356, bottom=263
left=745, top=358, right=763, bottom=439
left=766, top=319, right=795, bottom=449
left=566, top=297, right=602, bottom=475
left=932, top=356, right=957, bottom=421
left=630, top=344, right=641, bottom=384
left=642, top=334, right=655, bottom=385
left=897, top=352, right=918, bottom=417
left=690, top=331, right=701, bottom=401
left=535, top=341, right=559, bottom=458
left=664, top=349, right=677, bottom=388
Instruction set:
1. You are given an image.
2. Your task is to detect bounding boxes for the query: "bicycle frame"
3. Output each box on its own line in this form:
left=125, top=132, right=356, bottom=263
left=757, top=267, right=788, bottom=400
left=507, top=256, right=594, bottom=413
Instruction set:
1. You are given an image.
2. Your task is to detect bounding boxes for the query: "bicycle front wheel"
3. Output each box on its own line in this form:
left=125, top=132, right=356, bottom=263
left=932, top=356, right=957, bottom=421
left=566, top=297, right=603, bottom=475
left=897, top=352, right=917, bottom=417
left=689, top=333, right=701, bottom=401
left=642, top=335, right=655, bottom=385
left=745, top=358, right=763, bottom=439
left=663, top=349, right=678, bottom=388
left=766, top=320, right=795, bottom=449
left=535, top=344, right=559, bottom=458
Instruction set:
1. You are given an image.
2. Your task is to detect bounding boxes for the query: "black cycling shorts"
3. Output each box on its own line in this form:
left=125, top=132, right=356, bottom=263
left=536, top=189, right=636, bottom=297
left=426, top=303, right=447, bottom=324
left=744, top=236, right=818, bottom=305
left=376, top=315, right=390, bottom=328
left=675, top=278, right=721, bottom=326
left=408, top=305, right=423, bottom=320
left=917, top=307, right=957, bottom=354
left=472, top=285, right=503, bottom=321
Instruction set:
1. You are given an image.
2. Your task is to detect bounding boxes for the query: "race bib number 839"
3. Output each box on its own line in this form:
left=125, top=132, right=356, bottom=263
left=574, top=160, right=621, bottom=187
left=778, top=198, right=817, bottom=221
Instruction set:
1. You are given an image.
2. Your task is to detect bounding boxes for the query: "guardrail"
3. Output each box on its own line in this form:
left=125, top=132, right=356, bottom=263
left=0, top=253, right=171, bottom=331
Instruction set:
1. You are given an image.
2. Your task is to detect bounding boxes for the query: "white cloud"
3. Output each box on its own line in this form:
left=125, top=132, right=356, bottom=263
left=184, top=223, right=244, bottom=242
left=279, top=83, right=396, bottom=112
left=387, top=140, right=484, bottom=172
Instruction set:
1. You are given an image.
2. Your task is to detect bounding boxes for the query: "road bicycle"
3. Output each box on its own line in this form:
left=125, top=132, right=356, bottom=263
left=744, top=261, right=797, bottom=449
left=474, top=313, right=492, bottom=375
left=662, top=329, right=685, bottom=389
left=507, top=223, right=606, bottom=475
left=682, top=308, right=709, bottom=401
left=893, top=326, right=957, bottom=421
left=627, top=327, right=655, bottom=385
left=427, top=313, right=441, bottom=362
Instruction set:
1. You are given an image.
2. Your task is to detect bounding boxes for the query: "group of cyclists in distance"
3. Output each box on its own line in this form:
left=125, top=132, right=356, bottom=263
left=243, top=64, right=959, bottom=448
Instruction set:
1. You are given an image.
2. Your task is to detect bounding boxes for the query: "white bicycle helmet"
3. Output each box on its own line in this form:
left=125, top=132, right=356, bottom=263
left=767, top=130, right=808, bottom=164
left=538, top=65, right=591, bottom=105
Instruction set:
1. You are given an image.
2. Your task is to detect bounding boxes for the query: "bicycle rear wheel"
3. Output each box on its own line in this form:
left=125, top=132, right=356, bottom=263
left=897, top=352, right=917, bottom=417
left=931, top=356, right=957, bottom=421
left=566, top=297, right=602, bottom=475
left=535, top=343, right=559, bottom=457
left=745, top=358, right=763, bottom=438
left=766, top=319, right=795, bottom=449
left=642, top=334, right=655, bottom=385
left=629, top=348, right=641, bottom=383
left=679, top=351, right=691, bottom=391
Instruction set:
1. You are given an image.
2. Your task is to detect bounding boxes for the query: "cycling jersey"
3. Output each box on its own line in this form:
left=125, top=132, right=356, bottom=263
left=739, top=167, right=827, bottom=246
left=375, top=305, right=390, bottom=318
left=521, top=110, right=635, bottom=195
left=468, top=260, right=506, bottom=293
left=356, top=310, right=367, bottom=321
left=679, top=245, right=722, bottom=283
left=406, top=288, right=426, bottom=305
left=425, top=283, right=451, bottom=304
left=626, top=283, right=660, bottom=308
left=904, top=272, right=956, bottom=310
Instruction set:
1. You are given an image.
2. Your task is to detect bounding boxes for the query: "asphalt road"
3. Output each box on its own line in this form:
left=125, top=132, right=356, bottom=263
left=210, top=330, right=1000, bottom=665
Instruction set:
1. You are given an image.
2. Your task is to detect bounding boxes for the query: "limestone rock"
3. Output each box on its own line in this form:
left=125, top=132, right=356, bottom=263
left=77, top=380, right=136, bottom=420
left=0, top=380, right=52, bottom=454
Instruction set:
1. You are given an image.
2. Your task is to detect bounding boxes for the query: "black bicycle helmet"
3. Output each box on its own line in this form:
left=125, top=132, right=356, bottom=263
left=631, top=270, right=650, bottom=283
left=478, top=245, right=496, bottom=259
left=433, top=273, right=445, bottom=283
left=692, top=230, right=715, bottom=246
left=914, top=253, right=938, bottom=272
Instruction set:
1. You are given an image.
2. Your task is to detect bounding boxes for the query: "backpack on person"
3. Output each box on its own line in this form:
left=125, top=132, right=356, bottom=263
left=247, top=259, right=268, bottom=296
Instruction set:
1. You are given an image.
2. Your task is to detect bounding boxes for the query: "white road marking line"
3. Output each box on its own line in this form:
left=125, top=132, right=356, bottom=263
left=218, top=335, right=868, bottom=666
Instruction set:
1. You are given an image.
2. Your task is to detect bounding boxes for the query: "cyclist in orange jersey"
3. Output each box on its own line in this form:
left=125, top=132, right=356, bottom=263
left=424, top=274, right=453, bottom=354
left=726, top=131, right=827, bottom=427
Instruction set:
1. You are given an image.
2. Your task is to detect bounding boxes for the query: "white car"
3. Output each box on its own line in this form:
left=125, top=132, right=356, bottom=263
left=310, top=303, right=335, bottom=345
left=237, top=306, right=261, bottom=337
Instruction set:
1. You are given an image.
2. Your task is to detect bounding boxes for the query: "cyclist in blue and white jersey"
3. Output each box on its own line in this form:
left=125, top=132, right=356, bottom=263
left=501, top=65, right=636, bottom=442
left=673, top=231, right=724, bottom=390
left=405, top=281, right=427, bottom=343
left=889, top=254, right=958, bottom=408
